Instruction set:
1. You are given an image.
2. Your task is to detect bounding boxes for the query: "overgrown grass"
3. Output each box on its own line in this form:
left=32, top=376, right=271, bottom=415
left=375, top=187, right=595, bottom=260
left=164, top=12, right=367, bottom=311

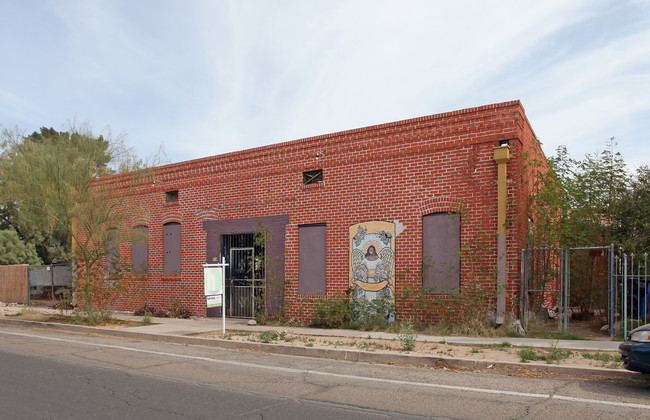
left=582, top=352, right=618, bottom=362
left=582, top=352, right=622, bottom=368
left=7, top=308, right=143, bottom=327
left=415, top=317, right=512, bottom=338
left=518, top=345, right=573, bottom=364
left=304, top=275, right=594, bottom=342
left=544, top=347, right=573, bottom=364
left=484, top=342, right=513, bottom=351
left=523, top=327, right=584, bottom=341
left=518, top=346, right=540, bottom=363
left=259, top=331, right=278, bottom=343
left=9, top=308, right=42, bottom=319
left=306, top=291, right=591, bottom=342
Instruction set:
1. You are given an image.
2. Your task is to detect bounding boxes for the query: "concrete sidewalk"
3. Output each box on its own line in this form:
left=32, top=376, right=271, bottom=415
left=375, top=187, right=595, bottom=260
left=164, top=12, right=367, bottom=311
left=2, top=304, right=634, bottom=379
left=3, top=304, right=622, bottom=352
left=113, top=311, right=623, bottom=352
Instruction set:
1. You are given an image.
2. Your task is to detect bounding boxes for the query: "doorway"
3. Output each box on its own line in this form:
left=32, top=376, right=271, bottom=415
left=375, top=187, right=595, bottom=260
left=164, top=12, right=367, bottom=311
left=221, top=233, right=265, bottom=318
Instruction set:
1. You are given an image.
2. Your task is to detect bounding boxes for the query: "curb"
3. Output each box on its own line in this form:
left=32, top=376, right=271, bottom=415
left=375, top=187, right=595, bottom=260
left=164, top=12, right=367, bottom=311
left=0, top=318, right=636, bottom=380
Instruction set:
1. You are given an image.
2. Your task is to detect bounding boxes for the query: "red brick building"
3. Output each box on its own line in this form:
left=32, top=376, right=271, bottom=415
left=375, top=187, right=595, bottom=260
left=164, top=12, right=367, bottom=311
left=96, top=100, right=547, bottom=323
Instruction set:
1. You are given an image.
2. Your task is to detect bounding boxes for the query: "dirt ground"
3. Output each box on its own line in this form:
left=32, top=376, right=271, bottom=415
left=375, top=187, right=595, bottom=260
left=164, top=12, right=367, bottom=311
left=194, top=327, right=624, bottom=373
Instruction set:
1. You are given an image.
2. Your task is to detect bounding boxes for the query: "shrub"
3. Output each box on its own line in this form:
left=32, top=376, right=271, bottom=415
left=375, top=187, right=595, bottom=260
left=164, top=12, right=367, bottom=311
left=310, top=294, right=355, bottom=328
left=355, top=295, right=395, bottom=330
left=134, top=304, right=156, bottom=316
left=169, top=298, right=190, bottom=319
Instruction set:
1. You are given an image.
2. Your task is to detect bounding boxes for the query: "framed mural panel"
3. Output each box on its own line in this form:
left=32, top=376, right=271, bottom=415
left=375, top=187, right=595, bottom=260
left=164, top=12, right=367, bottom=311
left=349, top=221, right=395, bottom=307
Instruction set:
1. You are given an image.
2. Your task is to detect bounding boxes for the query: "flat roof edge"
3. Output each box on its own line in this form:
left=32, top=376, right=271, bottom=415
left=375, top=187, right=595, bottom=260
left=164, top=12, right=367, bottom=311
left=97, top=100, right=525, bottom=184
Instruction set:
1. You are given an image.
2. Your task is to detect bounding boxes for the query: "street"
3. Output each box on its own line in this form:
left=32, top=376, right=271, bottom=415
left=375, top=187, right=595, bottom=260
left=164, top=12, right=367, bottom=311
left=0, top=323, right=648, bottom=419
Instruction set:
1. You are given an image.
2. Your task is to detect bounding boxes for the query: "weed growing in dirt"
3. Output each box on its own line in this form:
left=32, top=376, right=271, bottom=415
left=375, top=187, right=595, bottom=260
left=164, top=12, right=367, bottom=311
left=544, top=347, right=572, bottom=364
left=12, top=309, right=41, bottom=318
left=524, top=326, right=584, bottom=340
left=297, top=337, right=316, bottom=347
left=582, top=352, right=621, bottom=368
left=518, top=346, right=540, bottom=363
left=518, top=345, right=573, bottom=364
left=397, top=323, right=417, bottom=351
left=356, top=342, right=376, bottom=352
left=259, top=331, right=278, bottom=343
left=484, top=342, right=513, bottom=351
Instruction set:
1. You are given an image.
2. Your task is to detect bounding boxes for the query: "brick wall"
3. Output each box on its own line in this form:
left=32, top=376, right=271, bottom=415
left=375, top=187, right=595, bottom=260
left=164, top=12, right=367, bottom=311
left=94, top=100, right=546, bottom=322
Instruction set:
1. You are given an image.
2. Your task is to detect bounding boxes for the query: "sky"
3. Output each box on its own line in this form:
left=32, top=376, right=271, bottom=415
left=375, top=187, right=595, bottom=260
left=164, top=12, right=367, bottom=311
left=1, top=0, right=649, bottom=171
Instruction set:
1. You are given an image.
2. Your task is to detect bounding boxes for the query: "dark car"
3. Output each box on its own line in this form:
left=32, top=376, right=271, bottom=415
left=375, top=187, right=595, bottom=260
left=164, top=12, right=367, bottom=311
left=619, top=323, right=650, bottom=374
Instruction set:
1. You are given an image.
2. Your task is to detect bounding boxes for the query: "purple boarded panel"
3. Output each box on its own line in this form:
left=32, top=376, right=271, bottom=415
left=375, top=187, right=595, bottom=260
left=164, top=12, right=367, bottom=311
left=298, top=224, right=326, bottom=295
left=132, top=225, right=148, bottom=274
left=105, top=229, right=119, bottom=274
left=422, top=213, right=460, bottom=294
left=163, top=222, right=181, bottom=275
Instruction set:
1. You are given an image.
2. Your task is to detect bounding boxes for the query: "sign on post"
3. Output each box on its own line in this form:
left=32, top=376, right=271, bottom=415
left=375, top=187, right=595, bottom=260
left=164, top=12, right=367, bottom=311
left=204, top=266, right=223, bottom=296
left=203, top=258, right=227, bottom=335
left=206, top=294, right=222, bottom=308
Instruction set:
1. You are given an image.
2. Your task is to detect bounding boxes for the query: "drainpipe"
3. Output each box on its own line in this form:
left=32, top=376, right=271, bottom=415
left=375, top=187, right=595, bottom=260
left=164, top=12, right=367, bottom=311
left=493, top=143, right=511, bottom=325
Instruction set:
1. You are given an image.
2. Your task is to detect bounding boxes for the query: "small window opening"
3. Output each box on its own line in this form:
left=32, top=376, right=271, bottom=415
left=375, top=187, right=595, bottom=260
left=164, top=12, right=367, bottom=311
left=303, top=170, right=323, bottom=185
left=165, top=190, right=179, bottom=202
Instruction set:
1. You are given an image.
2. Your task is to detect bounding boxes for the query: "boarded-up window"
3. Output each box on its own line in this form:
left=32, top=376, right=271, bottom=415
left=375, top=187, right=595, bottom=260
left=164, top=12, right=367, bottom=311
left=165, top=190, right=179, bottom=202
left=302, top=170, right=323, bottom=185
left=105, top=228, right=119, bottom=274
left=163, top=222, right=181, bottom=275
left=422, top=213, right=460, bottom=294
left=132, top=225, right=148, bottom=274
left=298, top=224, right=326, bottom=295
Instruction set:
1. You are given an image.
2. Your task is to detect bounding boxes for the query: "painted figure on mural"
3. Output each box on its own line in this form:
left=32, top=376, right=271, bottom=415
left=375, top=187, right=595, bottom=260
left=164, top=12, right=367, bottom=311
left=363, top=245, right=380, bottom=268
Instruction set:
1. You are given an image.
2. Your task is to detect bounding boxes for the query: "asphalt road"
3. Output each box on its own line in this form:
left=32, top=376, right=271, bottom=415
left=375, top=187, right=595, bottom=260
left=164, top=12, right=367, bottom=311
left=0, top=324, right=649, bottom=419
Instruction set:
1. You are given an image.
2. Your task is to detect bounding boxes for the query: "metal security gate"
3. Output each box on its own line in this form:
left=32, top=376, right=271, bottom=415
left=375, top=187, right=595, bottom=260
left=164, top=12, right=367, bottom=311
left=28, top=264, right=72, bottom=305
left=221, top=234, right=265, bottom=319
left=614, top=252, right=649, bottom=338
left=521, top=246, right=613, bottom=334
left=521, top=247, right=568, bottom=331
left=522, top=245, right=650, bottom=338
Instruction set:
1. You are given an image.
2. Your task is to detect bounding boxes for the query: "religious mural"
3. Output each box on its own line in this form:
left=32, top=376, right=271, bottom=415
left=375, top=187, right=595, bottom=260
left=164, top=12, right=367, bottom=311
left=349, top=221, right=395, bottom=307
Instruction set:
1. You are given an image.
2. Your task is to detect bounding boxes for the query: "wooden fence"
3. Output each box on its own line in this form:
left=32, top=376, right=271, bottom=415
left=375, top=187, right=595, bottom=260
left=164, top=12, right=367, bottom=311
left=0, top=264, right=29, bottom=304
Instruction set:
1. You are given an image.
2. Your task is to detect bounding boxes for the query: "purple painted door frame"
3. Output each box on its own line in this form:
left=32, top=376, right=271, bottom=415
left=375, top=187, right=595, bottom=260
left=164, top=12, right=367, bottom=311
left=203, top=215, right=290, bottom=316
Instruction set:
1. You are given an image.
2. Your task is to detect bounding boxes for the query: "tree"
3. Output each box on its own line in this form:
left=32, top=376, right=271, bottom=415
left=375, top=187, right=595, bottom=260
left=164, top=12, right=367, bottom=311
left=70, top=180, right=141, bottom=321
left=535, top=138, right=630, bottom=248
left=527, top=139, right=640, bottom=318
left=0, top=123, right=164, bottom=322
left=615, top=165, right=650, bottom=252
left=0, top=228, right=42, bottom=265
left=0, top=126, right=145, bottom=263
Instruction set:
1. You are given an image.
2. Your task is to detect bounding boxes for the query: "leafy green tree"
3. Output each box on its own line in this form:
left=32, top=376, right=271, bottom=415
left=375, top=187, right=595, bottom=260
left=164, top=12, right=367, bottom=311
left=537, top=138, right=630, bottom=248
left=0, top=126, right=142, bottom=263
left=0, top=228, right=42, bottom=265
left=70, top=182, right=141, bottom=322
left=0, top=124, right=161, bottom=321
left=615, top=165, right=650, bottom=252
left=527, top=139, right=638, bottom=318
